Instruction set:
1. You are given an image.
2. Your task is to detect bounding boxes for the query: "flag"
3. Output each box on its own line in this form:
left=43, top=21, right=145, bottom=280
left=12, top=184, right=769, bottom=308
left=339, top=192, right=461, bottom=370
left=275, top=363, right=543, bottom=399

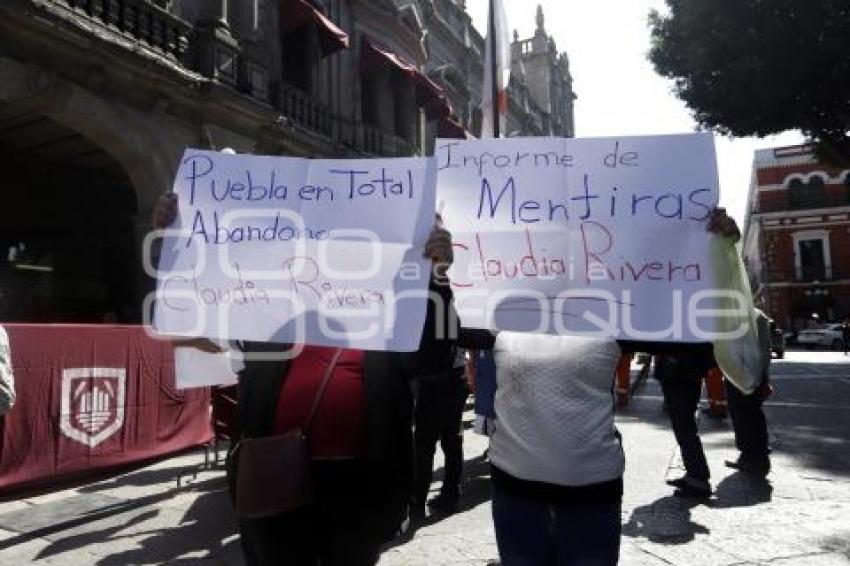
left=481, top=0, right=511, bottom=138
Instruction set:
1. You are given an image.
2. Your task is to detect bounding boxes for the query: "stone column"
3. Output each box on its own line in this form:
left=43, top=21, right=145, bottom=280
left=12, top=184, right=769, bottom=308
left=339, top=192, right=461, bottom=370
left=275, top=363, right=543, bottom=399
left=237, top=0, right=269, bottom=101
left=198, top=0, right=230, bottom=31
left=195, top=0, right=240, bottom=86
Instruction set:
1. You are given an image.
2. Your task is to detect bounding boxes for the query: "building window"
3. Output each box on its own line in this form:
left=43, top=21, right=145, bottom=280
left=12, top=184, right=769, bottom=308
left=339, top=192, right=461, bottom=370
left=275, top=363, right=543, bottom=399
left=392, top=73, right=415, bottom=141
left=792, top=230, right=832, bottom=282
left=788, top=176, right=826, bottom=209
left=799, top=240, right=826, bottom=281
left=281, top=25, right=316, bottom=92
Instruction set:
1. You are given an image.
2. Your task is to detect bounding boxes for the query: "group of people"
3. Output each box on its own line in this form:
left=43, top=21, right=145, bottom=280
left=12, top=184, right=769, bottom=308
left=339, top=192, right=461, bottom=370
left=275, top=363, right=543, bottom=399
left=152, top=192, right=762, bottom=565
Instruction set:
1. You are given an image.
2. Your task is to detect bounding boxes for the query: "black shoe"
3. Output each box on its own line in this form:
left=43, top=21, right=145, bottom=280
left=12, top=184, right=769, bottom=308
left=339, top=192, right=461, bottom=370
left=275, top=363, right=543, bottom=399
left=668, top=476, right=711, bottom=498
left=427, top=493, right=459, bottom=513
left=725, top=458, right=770, bottom=477
left=665, top=476, right=690, bottom=489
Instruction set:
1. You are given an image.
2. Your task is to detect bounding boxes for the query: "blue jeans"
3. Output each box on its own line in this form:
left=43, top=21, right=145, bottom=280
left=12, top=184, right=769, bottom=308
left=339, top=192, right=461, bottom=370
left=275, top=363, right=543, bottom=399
left=492, top=485, right=621, bottom=565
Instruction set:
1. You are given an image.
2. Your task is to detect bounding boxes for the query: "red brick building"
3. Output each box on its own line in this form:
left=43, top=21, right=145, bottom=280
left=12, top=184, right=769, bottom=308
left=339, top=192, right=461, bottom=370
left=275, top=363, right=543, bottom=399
left=742, top=145, right=850, bottom=331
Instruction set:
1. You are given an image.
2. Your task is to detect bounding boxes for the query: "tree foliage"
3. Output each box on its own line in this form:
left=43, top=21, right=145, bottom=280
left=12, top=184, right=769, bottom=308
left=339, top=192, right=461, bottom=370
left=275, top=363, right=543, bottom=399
left=649, top=0, right=850, bottom=163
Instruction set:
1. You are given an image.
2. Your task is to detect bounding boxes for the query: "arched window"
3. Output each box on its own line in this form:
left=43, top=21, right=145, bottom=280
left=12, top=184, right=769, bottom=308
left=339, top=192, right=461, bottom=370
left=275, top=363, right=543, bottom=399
left=789, top=176, right=826, bottom=209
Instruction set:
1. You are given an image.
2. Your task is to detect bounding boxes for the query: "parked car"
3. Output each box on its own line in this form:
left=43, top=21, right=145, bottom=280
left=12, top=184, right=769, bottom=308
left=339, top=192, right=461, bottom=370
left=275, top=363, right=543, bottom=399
left=783, top=329, right=798, bottom=347
left=770, top=323, right=785, bottom=359
left=796, top=323, right=845, bottom=350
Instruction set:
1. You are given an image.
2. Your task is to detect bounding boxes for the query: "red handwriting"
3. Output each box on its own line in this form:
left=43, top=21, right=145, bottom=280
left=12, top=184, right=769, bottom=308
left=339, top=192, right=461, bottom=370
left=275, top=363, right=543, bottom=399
left=579, top=221, right=702, bottom=284
left=452, top=228, right=570, bottom=287
left=451, top=223, right=703, bottom=288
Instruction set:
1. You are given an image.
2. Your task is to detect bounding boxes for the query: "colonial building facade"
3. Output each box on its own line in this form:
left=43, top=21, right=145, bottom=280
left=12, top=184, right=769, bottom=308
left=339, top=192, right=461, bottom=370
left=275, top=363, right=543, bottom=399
left=742, top=145, right=850, bottom=330
left=0, top=0, right=575, bottom=324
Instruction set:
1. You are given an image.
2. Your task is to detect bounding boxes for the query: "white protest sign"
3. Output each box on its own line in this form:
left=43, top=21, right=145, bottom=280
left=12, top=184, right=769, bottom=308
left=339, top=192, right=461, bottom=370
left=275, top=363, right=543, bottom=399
left=153, top=150, right=436, bottom=351
left=436, top=133, right=723, bottom=342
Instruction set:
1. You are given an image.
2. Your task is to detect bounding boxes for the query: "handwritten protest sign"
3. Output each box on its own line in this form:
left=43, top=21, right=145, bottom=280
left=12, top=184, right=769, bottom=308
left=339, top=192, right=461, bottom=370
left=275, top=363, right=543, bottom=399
left=436, top=133, right=725, bottom=341
left=153, top=150, right=436, bottom=351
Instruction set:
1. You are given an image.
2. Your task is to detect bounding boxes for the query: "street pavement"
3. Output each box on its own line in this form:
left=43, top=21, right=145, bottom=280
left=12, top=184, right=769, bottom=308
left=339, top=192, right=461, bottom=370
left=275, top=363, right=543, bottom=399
left=0, top=351, right=848, bottom=565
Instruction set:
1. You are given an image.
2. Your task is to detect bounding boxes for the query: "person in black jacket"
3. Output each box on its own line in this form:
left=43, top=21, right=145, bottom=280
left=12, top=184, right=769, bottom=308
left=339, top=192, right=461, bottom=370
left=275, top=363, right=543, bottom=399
left=153, top=193, right=456, bottom=566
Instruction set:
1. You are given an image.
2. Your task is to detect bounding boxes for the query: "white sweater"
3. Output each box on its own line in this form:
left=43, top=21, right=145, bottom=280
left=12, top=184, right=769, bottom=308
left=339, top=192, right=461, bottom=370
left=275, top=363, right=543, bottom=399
left=489, top=332, right=624, bottom=487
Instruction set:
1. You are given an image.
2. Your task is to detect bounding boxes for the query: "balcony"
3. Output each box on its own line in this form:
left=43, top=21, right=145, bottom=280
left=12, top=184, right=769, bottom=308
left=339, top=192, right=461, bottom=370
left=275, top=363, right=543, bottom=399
left=277, top=82, right=334, bottom=138
left=275, top=83, right=416, bottom=158
left=46, top=0, right=192, bottom=63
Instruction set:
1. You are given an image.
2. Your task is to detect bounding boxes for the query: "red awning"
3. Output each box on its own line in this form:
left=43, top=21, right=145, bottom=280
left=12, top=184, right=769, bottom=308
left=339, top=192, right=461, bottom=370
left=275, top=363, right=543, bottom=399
left=438, top=116, right=473, bottom=139
left=281, top=0, right=349, bottom=57
left=361, top=37, right=449, bottom=119
left=361, top=37, right=418, bottom=74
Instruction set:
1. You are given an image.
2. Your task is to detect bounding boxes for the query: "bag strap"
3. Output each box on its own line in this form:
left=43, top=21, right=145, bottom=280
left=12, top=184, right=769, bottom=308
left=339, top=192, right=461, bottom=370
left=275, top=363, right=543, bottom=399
left=304, top=348, right=343, bottom=434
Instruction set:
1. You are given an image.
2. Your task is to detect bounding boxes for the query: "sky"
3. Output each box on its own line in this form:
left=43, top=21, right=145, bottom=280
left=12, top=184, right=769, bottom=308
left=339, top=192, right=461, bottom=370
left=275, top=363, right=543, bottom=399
left=465, top=0, right=804, bottom=225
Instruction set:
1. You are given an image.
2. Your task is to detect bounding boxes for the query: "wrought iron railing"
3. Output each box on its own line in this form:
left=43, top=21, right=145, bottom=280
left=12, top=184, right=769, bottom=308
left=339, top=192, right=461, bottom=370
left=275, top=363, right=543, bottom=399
left=52, top=0, right=191, bottom=63
left=277, top=82, right=334, bottom=138
left=276, top=83, right=417, bottom=157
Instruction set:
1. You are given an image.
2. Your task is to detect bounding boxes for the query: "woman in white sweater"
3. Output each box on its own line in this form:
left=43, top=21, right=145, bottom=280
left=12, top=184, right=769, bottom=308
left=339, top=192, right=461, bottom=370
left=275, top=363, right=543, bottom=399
left=467, top=209, right=738, bottom=565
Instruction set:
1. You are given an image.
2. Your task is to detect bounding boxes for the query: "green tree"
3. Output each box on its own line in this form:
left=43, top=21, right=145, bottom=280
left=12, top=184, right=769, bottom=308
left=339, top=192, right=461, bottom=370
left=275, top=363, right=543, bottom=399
left=649, top=0, right=850, bottom=163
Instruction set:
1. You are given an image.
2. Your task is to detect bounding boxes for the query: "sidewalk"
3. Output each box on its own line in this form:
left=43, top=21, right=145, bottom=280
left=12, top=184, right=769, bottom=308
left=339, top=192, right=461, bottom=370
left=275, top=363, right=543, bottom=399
left=0, top=353, right=848, bottom=565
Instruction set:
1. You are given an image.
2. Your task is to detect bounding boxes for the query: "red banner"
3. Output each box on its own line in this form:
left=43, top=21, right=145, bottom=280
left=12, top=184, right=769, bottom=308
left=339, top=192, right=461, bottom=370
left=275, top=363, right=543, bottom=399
left=0, top=324, right=213, bottom=493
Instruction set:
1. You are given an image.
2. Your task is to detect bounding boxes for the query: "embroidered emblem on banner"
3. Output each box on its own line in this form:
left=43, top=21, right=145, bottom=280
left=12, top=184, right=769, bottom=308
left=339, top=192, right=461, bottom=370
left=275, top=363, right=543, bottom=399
left=60, top=368, right=126, bottom=447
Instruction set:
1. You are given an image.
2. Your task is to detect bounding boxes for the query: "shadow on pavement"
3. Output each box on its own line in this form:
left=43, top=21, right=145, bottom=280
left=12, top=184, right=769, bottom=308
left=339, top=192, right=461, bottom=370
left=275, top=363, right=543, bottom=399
left=76, top=463, right=208, bottom=495
left=385, top=452, right=492, bottom=550
left=0, top=476, right=238, bottom=564
left=92, top=482, right=239, bottom=565
left=820, top=532, right=850, bottom=559
left=431, top=452, right=492, bottom=515
left=710, top=472, right=773, bottom=508
left=622, top=495, right=708, bottom=544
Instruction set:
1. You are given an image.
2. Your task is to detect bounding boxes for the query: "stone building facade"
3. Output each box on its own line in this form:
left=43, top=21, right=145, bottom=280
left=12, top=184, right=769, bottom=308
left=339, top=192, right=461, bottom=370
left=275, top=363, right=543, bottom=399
left=422, top=1, right=574, bottom=139
left=742, top=145, right=850, bottom=331
left=0, top=0, right=575, bottom=323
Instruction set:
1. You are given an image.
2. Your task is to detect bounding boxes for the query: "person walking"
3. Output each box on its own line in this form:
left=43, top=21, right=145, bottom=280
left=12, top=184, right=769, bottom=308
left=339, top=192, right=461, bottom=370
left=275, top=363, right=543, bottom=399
left=724, top=308, right=774, bottom=477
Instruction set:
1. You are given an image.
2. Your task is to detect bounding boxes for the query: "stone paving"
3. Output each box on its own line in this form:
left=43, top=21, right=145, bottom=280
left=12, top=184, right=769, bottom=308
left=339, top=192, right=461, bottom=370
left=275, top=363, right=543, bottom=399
left=0, top=351, right=848, bottom=565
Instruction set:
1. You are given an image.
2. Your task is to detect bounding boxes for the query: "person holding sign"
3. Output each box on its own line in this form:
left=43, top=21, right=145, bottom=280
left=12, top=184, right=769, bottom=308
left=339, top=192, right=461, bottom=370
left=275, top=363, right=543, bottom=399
left=152, top=194, right=456, bottom=566
left=470, top=209, right=740, bottom=566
